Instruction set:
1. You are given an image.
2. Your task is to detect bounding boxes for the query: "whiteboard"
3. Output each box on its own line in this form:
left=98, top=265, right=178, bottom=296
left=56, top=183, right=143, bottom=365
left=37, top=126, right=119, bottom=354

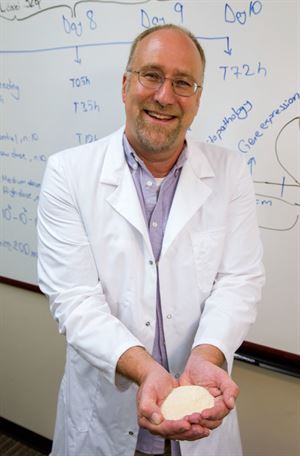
left=0, top=0, right=299, bottom=356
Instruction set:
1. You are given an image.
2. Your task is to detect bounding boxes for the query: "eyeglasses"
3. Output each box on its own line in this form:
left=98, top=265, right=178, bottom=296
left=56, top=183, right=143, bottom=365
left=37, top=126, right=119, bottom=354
left=127, top=69, right=202, bottom=97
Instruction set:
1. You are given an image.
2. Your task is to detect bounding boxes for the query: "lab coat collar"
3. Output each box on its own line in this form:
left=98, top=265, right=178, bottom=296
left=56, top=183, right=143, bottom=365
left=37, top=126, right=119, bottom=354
left=161, top=138, right=215, bottom=257
left=99, top=127, right=153, bottom=255
left=99, top=127, right=216, bottom=258
left=185, top=134, right=215, bottom=179
left=99, top=127, right=215, bottom=184
left=99, top=127, right=126, bottom=186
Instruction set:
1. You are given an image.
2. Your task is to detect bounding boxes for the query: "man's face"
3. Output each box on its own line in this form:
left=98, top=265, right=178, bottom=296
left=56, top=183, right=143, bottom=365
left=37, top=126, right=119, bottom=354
left=122, top=29, right=203, bottom=159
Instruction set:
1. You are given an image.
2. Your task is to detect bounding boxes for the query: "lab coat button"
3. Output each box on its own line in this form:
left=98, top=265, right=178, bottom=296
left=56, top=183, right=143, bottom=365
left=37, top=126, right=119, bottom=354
left=145, top=321, right=150, bottom=326
left=149, top=260, right=154, bottom=265
left=166, top=314, right=172, bottom=319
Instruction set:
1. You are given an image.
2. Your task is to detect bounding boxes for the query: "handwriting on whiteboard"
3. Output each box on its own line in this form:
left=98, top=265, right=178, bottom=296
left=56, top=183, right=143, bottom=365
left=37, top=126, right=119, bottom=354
left=0, top=0, right=299, bottom=283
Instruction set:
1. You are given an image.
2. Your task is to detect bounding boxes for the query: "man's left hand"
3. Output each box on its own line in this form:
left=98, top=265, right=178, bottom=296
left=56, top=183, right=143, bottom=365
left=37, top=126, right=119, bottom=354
left=179, top=345, right=239, bottom=431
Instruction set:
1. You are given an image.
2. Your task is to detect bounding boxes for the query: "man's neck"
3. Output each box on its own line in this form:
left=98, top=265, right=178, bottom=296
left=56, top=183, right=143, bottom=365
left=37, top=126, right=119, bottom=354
left=141, top=152, right=181, bottom=177
left=127, top=140, right=185, bottom=177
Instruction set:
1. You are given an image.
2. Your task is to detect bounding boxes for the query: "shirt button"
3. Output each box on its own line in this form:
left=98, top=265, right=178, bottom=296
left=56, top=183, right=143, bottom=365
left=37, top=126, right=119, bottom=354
left=174, top=373, right=180, bottom=379
left=166, top=314, right=172, bottom=319
left=146, top=180, right=153, bottom=187
left=128, top=431, right=134, bottom=436
left=152, top=221, right=158, bottom=228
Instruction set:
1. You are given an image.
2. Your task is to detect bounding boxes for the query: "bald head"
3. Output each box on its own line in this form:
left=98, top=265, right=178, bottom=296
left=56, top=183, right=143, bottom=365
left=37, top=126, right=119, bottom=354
left=126, top=24, right=206, bottom=81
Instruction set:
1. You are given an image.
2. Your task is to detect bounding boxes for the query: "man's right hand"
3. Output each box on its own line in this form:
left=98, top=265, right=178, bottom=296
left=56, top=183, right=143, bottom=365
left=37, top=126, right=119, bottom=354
left=117, top=346, right=211, bottom=441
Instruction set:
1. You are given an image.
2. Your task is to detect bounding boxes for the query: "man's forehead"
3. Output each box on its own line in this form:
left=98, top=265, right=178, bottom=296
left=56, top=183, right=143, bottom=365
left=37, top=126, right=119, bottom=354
left=131, top=29, right=203, bottom=76
left=133, top=29, right=198, bottom=58
left=133, top=29, right=201, bottom=61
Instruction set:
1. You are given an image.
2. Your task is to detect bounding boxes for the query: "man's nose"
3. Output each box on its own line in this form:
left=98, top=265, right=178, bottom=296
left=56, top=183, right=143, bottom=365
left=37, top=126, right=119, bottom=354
left=153, top=78, right=177, bottom=105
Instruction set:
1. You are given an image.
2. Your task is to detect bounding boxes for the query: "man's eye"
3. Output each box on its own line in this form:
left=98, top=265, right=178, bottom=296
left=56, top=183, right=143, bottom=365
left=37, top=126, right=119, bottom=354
left=175, top=79, right=192, bottom=88
left=143, top=72, right=162, bottom=81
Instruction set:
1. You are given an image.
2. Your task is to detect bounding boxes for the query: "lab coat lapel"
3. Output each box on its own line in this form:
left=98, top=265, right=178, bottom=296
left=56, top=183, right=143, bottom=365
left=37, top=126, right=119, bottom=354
left=99, top=129, right=152, bottom=254
left=161, top=143, right=215, bottom=257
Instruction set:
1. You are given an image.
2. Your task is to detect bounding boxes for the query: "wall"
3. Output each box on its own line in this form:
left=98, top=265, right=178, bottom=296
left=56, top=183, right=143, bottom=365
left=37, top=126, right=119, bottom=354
left=232, top=363, right=300, bottom=456
left=1, top=282, right=299, bottom=455
left=0, top=283, right=65, bottom=438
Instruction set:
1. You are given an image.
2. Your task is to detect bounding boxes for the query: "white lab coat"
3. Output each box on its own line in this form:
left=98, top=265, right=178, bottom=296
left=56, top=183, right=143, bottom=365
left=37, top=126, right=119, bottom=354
left=37, top=127, right=264, bottom=456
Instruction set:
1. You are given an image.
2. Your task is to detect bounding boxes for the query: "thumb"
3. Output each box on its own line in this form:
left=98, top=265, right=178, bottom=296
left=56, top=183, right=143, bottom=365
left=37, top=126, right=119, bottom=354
left=223, top=383, right=239, bottom=410
left=150, top=411, right=163, bottom=425
left=178, top=373, right=191, bottom=386
left=138, top=397, right=164, bottom=425
left=224, top=394, right=235, bottom=409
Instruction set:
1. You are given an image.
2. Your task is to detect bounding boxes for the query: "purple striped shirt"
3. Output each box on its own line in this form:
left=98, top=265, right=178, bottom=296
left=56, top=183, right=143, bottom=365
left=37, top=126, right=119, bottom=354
left=123, top=134, right=186, bottom=456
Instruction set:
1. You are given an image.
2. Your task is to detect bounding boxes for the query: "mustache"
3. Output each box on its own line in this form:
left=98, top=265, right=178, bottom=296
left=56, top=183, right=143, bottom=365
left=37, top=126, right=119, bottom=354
left=143, top=101, right=180, bottom=117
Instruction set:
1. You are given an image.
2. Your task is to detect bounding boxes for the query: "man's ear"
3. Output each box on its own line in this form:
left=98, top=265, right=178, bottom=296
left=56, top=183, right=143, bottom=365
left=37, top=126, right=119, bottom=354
left=195, top=86, right=203, bottom=112
left=122, top=73, right=128, bottom=102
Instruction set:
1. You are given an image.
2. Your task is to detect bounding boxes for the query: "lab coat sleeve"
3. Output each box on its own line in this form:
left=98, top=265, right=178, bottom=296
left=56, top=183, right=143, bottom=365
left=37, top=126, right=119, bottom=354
left=37, top=153, right=144, bottom=386
left=193, top=157, right=265, bottom=367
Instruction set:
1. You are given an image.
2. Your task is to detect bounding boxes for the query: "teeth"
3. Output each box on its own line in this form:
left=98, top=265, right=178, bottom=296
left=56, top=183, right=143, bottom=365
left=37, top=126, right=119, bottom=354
left=147, top=111, right=174, bottom=120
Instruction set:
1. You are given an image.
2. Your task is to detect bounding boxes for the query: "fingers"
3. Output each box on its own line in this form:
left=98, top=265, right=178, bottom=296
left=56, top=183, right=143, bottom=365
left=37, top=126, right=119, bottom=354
left=185, top=412, right=222, bottom=431
left=178, top=373, right=190, bottom=386
left=136, top=371, right=175, bottom=425
left=136, top=358, right=240, bottom=442
left=202, top=397, right=231, bottom=420
left=137, top=391, right=228, bottom=440
left=183, top=391, right=232, bottom=431
left=167, top=425, right=210, bottom=441
left=138, top=415, right=190, bottom=436
left=137, top=398, right=164, bottom=425
left=222, top=382, right=239, bottom=410
left=138, top=415, right=210, bottom=441
left=214, top=370, right=239, bottom=409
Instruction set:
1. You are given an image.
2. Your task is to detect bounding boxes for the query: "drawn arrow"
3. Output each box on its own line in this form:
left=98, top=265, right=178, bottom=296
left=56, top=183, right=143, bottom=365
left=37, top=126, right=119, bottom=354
left=74, top=46, right=82, bottom=64
left=224, top=36, right=232, bottom=55
left=197, top=35, right=232, bottom=56
left=247, top=156, right=256, bottom=175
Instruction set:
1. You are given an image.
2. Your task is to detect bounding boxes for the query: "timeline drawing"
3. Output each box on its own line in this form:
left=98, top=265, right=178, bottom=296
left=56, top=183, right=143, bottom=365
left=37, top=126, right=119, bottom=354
left=0, top=1, right=232, bottom=61
left=0, top=0, right=171, bottom=21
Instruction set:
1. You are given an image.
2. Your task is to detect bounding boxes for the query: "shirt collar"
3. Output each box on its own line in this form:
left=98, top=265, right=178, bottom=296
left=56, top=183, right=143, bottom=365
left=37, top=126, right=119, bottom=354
left=123, top=134, right=187, bottom=177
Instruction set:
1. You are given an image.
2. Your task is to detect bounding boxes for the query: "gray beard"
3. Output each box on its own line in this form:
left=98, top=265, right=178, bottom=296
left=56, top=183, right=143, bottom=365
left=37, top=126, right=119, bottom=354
left=135, top=115, right=182, bottom=154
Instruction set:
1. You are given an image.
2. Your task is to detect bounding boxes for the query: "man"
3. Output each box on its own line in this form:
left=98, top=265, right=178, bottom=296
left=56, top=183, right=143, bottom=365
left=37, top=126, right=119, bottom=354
left=38, top=24, right=264, bottom=456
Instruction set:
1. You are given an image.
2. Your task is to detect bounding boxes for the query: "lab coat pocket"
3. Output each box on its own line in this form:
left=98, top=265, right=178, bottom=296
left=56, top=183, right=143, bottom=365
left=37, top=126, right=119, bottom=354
left=66, top=346, right=99, bottom=433
left=190, top=227, right=226, bottom=293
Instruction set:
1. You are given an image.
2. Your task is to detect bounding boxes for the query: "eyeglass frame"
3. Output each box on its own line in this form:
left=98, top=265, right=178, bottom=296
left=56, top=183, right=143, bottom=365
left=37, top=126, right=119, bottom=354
left=126, top=69, right=202, bottom=97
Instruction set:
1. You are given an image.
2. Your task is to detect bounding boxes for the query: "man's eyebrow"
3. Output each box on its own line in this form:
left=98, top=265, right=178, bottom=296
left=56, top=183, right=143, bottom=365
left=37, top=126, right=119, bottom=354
left=139, top=64, right=195, bottom=79
left=139, top=64, right=164, bottom=71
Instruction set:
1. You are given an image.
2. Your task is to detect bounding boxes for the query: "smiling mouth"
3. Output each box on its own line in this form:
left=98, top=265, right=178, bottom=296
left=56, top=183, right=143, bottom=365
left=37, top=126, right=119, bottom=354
left=144, top=109, right=177, bottom=121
